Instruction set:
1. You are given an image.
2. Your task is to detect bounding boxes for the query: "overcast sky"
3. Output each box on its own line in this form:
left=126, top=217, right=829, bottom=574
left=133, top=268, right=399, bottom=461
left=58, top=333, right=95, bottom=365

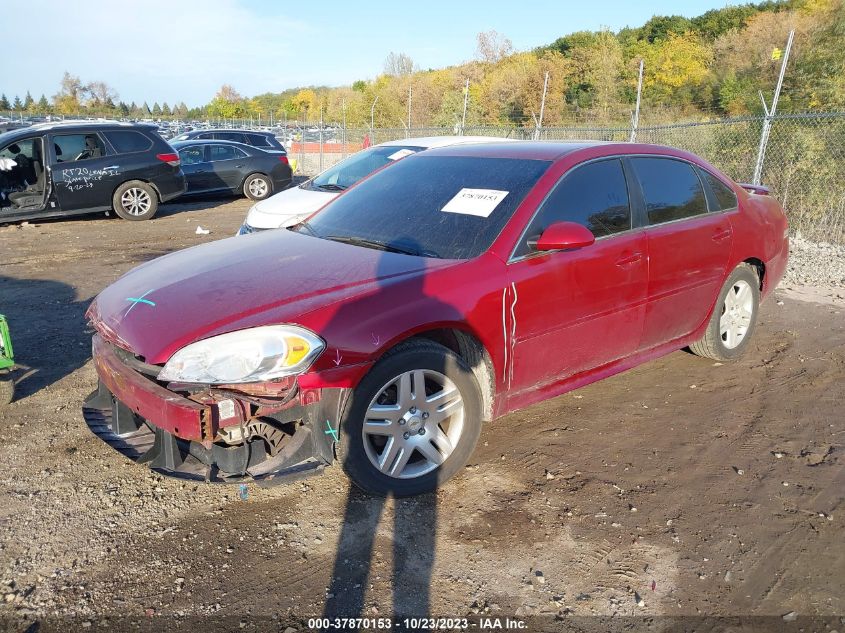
left=3, top=0, right=739, bottom=106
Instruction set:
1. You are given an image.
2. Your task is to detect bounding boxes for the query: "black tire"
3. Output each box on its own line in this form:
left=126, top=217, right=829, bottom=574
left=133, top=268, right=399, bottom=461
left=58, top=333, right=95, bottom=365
left=690, top=263, right=760, bottom=361
left=337, top=339, right=482, bottom=497
left=0, top=373, right=13, bottom=406
left=112, top=180, right=159, bottom=220
left=243, top=173, right=272, bottom=201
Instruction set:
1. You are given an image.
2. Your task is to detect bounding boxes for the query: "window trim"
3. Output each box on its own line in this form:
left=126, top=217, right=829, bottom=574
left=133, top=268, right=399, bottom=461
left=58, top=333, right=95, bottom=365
left=49, top=131, right=110, bottom=164
left=102, top=129, right=154, bottom=155
left=508, top=156, right=637, bottom=263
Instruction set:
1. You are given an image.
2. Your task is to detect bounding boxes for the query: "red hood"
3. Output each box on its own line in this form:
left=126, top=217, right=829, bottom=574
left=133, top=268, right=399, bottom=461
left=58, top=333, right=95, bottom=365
left=88, top=230, right=457, bottom=364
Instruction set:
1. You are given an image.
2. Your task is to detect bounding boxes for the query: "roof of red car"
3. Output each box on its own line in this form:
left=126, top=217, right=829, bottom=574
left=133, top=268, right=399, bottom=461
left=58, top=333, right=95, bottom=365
left=421, top=140, right=678, bottom=161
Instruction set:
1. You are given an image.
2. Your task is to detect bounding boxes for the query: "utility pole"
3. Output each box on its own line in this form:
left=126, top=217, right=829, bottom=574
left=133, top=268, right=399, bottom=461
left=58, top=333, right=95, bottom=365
left=342, top=98, right=347, bottom=159
left=630, top=59, right=644, bottom=142
left=319, top=102, right=324, bottom=173
left=535, top=71, right=549, bottom=141
left=370, top=95, right=379, bottom=138
left=460, top=79, right=470, bottom=135
left=753, top=29, right=794, bottom=185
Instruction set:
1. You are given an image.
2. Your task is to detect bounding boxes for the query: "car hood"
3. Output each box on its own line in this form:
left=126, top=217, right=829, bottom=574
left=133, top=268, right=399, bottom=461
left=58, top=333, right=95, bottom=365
left=245, top=184, right=336, bottom=229
left=89, top=229, right=457, bottom=364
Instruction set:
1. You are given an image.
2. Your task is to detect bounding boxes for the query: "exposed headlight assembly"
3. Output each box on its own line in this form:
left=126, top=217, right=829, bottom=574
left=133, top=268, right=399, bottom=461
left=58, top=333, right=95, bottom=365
left=157, top=325, right=324, bottom=384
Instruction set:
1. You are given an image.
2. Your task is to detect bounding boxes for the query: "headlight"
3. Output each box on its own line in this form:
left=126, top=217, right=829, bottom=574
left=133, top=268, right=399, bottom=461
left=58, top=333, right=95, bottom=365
left=157, top=325, right=324, bottom=384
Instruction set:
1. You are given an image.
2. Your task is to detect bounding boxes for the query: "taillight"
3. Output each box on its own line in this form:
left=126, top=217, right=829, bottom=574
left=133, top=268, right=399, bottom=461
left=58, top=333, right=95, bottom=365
left=157, top=152, right=180, bottom=166
left=278, top=155, right=289, bottom=165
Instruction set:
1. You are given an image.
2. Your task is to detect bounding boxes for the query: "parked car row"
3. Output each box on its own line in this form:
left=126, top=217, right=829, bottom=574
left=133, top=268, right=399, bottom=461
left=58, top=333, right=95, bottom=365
left=0, top=121, right=292, bottom=221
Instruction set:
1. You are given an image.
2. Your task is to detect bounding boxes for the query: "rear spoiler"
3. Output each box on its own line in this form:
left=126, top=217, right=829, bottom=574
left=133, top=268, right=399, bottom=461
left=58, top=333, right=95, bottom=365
left=739, top=183, right=771, bottom=196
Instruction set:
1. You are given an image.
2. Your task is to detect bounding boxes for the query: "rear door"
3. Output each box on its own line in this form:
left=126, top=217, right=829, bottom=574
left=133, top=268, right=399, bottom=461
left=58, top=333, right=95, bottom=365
left=630, top=156, right=734, bottom=350
left=207, top=144, right=248, bottom=191
left=506, top=158, right=648, bottom=395
left=176, top=144, right=210, bottom=193
left=49, top=132, right=122, bottom=211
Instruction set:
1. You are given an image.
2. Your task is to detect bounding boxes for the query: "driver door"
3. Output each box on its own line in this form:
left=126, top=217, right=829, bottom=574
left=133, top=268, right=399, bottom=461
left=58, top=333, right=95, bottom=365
left=505, top=158, right=648, bottom=398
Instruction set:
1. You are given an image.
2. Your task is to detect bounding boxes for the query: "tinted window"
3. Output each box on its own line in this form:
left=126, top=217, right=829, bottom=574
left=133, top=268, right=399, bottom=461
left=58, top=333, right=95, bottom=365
left=300, top=155, right=550, bottom=260
left=515, top=159, right=630, bottom=257
left=53, top=133, right=107, bottom=162
left=104, top=130, right=153, bottom=153
left=309, top=145, right=424, bottom=191
left=698, top=168, right=738, bottom=211
left=208, top=144, right=245, bottom=161
left=178, top=146, right=205, bottom=165
left=197, top=132, right=213, bottom=139
left=217, top=132, right=247, bottom=143
left=247, top=133, right=272, bottom=147
left=631, top=157, right=707, bottom=224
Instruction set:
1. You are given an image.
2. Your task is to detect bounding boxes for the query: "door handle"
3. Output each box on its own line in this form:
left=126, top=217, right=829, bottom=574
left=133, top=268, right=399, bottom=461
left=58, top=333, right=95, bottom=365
left=235, top=164, right=245, bottom=168
left=615, top=252, right=643, bottom=267
left=712, top=227, right=733, bottom=242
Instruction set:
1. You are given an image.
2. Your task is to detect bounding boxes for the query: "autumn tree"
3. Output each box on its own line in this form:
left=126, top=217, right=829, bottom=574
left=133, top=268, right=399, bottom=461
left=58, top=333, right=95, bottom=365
left=384, top=52, right=416, bottom=76
left=476, top=30, right=513, bottom=63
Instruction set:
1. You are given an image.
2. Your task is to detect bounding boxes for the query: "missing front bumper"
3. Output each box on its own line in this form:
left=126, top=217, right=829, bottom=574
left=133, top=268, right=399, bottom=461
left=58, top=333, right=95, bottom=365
left=82, top=382, right=341, bottom=485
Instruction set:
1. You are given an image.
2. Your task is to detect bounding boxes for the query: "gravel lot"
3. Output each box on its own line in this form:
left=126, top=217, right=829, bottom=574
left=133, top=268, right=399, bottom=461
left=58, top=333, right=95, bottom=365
left=0, top=198, right=842, bottom=631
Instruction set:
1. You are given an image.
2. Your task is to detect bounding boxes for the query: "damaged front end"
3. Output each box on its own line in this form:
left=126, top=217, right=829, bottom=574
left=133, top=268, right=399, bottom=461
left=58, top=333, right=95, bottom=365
left=82, top=334, right=347, bottom=484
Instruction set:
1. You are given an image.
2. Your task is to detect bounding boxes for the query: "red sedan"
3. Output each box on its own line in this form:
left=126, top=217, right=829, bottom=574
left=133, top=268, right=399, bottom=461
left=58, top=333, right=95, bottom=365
left=83, top=141, right=789, bottom=496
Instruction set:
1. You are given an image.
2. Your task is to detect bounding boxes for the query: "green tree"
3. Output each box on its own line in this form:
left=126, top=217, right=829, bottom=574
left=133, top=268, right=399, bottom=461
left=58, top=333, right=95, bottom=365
left=37, top=94, right=49, bottom=113
left=161, top=102, right=171, bottom=116
left=0, top=94, right=9, bottom=110
left=12, top=95, right=22, bottom=111
left=23, top=91, right=34, bottom=111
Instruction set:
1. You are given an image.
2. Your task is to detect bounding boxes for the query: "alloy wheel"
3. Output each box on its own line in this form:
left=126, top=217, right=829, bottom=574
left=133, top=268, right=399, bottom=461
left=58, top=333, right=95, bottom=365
left=248, top=177, right=268, bottom=198
left=362, top=369, right=464, bottom=479
left=720, top=279, right=754, bottom=349
left=121, top=188, right=152, bottom=216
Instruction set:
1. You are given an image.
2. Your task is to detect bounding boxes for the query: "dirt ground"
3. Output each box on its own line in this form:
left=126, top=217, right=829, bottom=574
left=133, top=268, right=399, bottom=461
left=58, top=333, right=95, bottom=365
left=0, top=196, right=843, bottom=631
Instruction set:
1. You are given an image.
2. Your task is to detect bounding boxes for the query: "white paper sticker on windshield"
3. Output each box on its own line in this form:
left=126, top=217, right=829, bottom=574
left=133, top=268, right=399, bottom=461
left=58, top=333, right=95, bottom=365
left=387, top=148, right=416, bottom=161
left=441, top=188, right=509, bottom=218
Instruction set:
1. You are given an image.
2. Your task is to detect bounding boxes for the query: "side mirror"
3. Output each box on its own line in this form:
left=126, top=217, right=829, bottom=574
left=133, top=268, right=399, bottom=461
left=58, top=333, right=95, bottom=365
left=534, top=221, right=596, bottom=252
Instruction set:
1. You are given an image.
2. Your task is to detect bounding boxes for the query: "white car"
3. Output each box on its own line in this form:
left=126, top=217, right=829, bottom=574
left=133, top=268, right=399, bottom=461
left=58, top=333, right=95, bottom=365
left=236, top=135, right=510, bottom=235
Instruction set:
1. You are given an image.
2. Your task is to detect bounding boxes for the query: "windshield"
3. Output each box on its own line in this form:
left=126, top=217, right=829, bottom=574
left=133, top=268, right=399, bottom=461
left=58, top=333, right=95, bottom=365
left=306, top=145, right=424, bottom=192
left=296, top=155, right=551, bottom=260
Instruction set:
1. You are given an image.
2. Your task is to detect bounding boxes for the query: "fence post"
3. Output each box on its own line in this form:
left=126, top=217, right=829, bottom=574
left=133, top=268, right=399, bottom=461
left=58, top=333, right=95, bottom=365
left=630, top=59, right=644, bottom=142
left=753, top=29, right=794, bottom=185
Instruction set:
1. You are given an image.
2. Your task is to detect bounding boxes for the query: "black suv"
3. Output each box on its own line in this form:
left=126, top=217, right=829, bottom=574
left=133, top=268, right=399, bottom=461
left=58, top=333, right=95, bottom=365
left=171, top=129, right=285, bottom=151
left=0, top=122, right=186, bottom=222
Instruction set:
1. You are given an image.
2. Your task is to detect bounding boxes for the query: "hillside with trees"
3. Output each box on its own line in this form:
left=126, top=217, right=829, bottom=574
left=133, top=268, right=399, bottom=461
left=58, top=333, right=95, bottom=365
left=2, top=0, right=842, bottom=126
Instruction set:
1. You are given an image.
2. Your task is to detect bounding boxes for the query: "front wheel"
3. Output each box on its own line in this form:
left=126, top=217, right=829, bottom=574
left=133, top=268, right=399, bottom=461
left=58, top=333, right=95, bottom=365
left=690, top=263, right=760, bottom=361
left=112, top=181, right=158, bottom=220
left=337, top=339, right=482, bottom=497
left=243, top=173, right=272, bottom=201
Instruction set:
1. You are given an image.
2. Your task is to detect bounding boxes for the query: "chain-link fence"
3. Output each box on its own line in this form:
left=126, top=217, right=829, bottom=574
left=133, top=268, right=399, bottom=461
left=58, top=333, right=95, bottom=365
left=276, top=112, right=845, bottom=243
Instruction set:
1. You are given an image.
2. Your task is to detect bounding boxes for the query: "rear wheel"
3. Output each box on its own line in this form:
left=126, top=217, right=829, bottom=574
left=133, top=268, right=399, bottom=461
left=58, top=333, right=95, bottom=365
left=113, top=181, right=158, bottom=220
left=243, top=173, right=272, bottom=201
left=337, top=340, right=482, bottom=497
left=690, top=263, right=760, bottom=361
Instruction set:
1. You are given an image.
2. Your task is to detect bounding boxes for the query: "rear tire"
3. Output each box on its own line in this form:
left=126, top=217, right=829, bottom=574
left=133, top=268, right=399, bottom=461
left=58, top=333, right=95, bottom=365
left=243, top=173, right=272, bottom=201
left=690, top=263, right=760, bottom=361
left=113, top=181, right=158, bottom=220
left=337, top=339, right=482, bottom=497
